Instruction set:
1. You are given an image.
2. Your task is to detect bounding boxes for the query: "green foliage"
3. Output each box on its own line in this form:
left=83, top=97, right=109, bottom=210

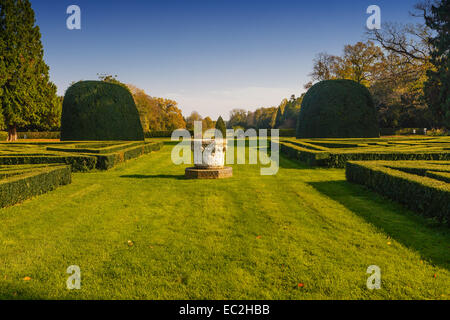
left=296, top=80, right=380, bottom=138
left=145, top=130, right=193, bottom=138
left=281, top=136, right=450, bottom=167
left=0, top=140, right=162, bottom=171
left=346, top=161, right=450, bottom=226
left=47, top=140, right=163, bottom=170
left=18, top=131, right=60, bottom=139
left=424, top=0, right=450, bottom=128
left=274, top=106, right=284, bottom=128
left=0, top=164, right=71, bottom=208
left=0, top=132, right=7, bottom=141
left=215, top=116, right=226, bottom=138
left=0, top=0, right=60, bottom=139
left=0, top=154, right=97, bottom=172
left=61, top=81, right=144, bottom=141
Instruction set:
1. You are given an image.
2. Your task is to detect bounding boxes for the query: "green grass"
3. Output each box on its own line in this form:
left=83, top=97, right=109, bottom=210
left=0, top=143, right=449, bottom=299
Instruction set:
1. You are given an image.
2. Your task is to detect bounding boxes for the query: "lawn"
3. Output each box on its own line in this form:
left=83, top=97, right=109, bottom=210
left=0, top=142, right=449, bottom=299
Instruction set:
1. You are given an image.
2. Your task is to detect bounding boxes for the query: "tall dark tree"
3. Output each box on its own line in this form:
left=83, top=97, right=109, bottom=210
left=215, top=116, right=226, bottom=138
left=423, top=0, right=450, bottom=128
left=0, top=0, right=59, bottom=140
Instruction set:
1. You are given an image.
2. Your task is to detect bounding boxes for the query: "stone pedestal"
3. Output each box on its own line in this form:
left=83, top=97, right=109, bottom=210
left=185, top=166, right=232, bottom=179
left=185, top=138, right=233, bottom=179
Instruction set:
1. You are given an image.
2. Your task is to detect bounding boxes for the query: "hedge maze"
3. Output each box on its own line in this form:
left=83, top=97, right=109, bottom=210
left=0, top=140, right=163, bottom=207
left=281, top=136, right=450, bottom=225
left=280, top=136, right=450, bottom=168
left=346, top=160, right=450, bottom=226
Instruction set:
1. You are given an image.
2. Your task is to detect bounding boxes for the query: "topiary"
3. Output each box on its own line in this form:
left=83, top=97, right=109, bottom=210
left=61, top=81, right=144, bottom=141
left=215, top=116, right=227, bottom=138
left=296, top=80, right=379, bottom=138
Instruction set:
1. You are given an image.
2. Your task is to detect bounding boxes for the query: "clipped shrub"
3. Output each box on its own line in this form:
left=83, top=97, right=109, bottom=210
left=0, top=165, right=72, bottom=208
left=296, top=80, right=379, bottom=138
left=346, top=161, right=450, bottom=226
left=61, top=81, right=144, bottom=141
left=280, top=137, right=450, bottom=168
left=18, top=132, right=60, bottom=139
left=0, top=132, right=7, bottom=141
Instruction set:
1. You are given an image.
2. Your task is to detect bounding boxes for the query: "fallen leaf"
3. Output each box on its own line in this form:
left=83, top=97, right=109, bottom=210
left=127, top=240, right=134, bottom=247
left=434, top=274, right=437, bottom=278
left=23, top=276, right=31, bottom=281
left=387, top=242, right=391, bottom=245
left=298, top=283, right=304, bottom=288
left=256, top=235, right=261, bottom=239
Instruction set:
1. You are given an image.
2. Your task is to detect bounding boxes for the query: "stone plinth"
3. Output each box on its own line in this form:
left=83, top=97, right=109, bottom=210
left=185, top=166, right=232, bottom=179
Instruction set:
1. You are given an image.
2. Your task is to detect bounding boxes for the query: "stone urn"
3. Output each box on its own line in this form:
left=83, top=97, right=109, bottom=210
left=185, top=138, right=232, bottom=179
left=191, top=138, right=227, bottom=168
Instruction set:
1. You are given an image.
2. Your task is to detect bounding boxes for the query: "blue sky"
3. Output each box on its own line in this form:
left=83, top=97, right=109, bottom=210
left=31, top=0, right=421, bottom=119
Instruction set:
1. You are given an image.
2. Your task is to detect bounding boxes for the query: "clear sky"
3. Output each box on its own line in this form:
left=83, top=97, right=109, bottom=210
left=31, top=0, right=420, bottom=120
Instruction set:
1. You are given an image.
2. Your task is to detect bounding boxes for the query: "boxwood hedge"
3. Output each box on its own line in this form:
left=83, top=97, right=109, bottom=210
left=346, top=161, right=450, bottom=226
left=61, top=81, right=144, bottom=141
left=0, top=164, right=72, bottom=208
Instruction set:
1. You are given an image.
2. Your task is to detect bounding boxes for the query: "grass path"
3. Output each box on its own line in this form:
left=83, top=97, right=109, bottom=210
left=0, top=144, right=449, bottom=299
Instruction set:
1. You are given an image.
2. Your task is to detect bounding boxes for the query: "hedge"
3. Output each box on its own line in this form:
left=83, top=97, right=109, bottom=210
left=280, top=137, right=450, bottom=168
left=94, top=141, right=163, bottom=170
left=0, top=164, right=72, bottom=208
left=297, top=80, right=379, bottom=138
left=17, top=132, right=60, bottom=139
left=380, top=128, right=427, bottom=136
left=346, top=161, right=450, bottom=226
left=61, top=81, right=144, bottom=141
left=0, top=141, right=163, bottom=172
left=0, top=154, right=97, bottom=172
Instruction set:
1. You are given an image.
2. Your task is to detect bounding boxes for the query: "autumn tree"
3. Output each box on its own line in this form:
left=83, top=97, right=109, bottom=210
left=227, top=109, right=248, bottom=129
left=125, top=83, right=185, bottom=132
left=185, top=111, right=203, bottom=131
left=0, top=0, right=60, bottom=140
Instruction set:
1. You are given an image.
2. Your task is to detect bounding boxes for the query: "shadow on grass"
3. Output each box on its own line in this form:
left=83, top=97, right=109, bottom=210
left=120, top=174, right=185, bottom=180
left=309, top=180, right=450, bottom=271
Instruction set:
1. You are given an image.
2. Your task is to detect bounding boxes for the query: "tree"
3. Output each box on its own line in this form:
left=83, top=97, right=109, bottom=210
left=334, top=41, right=385, bottom=86
left=423, top=0, right=450, bottom=127
left=215, top=116, right=226, bottom=138
left=227, top=109, right=247, bottom=129
left=274, top=106, right=284, bottom=128
left=185, top=111, right=202, bottom=131
left=309, top=53, right=339, bottom=81
left=202, top=116, right=214, bottom=130
left=366, top=3, right=439, bottom=128
left=0, top=0, right=59, bottom=140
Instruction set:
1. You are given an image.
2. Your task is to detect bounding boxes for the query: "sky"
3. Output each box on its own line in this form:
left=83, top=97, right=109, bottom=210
left=30, top=0, right=421, bottom=120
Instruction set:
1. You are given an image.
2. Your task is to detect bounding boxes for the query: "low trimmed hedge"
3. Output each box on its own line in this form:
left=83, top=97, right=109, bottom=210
left=94, top=141, right=163, bottom=170
left=280, top=137, right=450, bottom=168
left=380, top=128, right=427, bottom=136
left=0, top=154, right=97, bottom=172
left=0, top=132, right=7, bottom=141
left=0, top=141, right=163, bottom=172
left=346, top=161, right=450, bottom=225
left=0, top=164, right=72, bottom=208
left=18, top=132, right=61, bottom=140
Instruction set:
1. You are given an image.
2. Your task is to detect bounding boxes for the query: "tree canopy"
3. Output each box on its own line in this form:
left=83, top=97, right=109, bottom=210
left=0, top=0, right=60, bottom=140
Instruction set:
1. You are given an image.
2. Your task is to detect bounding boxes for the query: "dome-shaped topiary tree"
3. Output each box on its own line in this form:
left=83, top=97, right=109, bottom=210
left=61, top=81, right=144, bottom=141
left=296, top=80, right=379, bottom=138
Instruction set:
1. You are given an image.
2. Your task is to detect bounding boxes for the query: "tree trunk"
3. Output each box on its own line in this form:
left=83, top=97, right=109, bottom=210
left=7, top=125, right=17, bottom=142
